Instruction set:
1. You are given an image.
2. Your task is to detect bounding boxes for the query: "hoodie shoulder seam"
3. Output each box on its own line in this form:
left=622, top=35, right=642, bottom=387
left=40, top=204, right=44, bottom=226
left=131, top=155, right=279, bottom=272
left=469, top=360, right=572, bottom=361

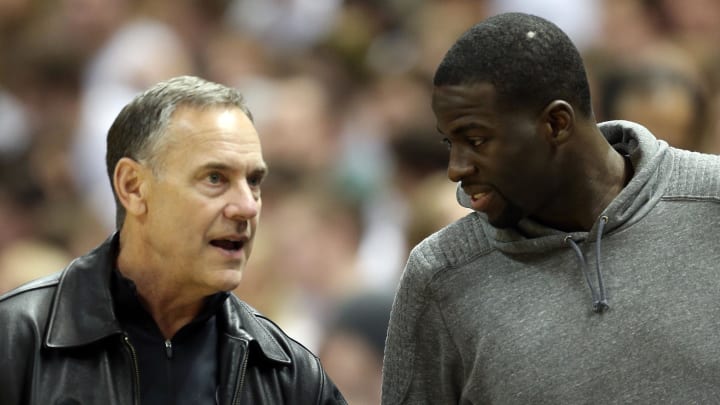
left=664, top=148, right=720, bottom=198
left=660, top=195, right=720, bottom=203
left=414, top=212, right=495, bottom=272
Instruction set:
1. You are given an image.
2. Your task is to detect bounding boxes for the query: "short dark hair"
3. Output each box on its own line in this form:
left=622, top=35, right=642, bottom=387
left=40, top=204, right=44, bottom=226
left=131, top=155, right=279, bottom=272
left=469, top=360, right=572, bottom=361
left=106, top=75, right=253, bottom=229
left=433, top=12, right=592, bottom=117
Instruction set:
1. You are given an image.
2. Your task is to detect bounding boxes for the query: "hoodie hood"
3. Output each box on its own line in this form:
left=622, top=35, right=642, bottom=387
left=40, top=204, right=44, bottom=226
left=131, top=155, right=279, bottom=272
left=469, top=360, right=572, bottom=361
left=456, top=120, right=672, bottom=254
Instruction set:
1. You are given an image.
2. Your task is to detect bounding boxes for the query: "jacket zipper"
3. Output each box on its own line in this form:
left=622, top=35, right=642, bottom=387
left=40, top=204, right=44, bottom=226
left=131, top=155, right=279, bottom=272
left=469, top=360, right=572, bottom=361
left=123, top=334, right=141, bottom=405
left=232, top=341, right=250, bottom=405
left=165, top=339, right=173, bottom=358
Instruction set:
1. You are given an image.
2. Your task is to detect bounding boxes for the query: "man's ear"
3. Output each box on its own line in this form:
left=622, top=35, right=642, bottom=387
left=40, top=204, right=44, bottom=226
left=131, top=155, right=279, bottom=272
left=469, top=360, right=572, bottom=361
left=113, top=157, right=148, bottom=218
left=539, top=100, right=574, bottom=145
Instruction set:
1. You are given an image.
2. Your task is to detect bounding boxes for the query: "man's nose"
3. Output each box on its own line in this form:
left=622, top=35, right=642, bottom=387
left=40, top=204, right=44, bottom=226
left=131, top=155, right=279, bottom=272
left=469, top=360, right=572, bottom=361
left=223, top=182, right=260, bottom=220
left=447, top=146, right=476, bottom=182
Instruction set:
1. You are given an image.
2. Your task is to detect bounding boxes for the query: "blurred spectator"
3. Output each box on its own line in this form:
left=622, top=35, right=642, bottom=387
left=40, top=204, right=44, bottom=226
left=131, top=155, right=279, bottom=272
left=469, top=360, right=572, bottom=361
left=200, top=28, right=272, bottom=86
left=225, top=0, right=342, bottom=54
left=584, top=0, right=720, bottom=154
left=406, top=0, right=488, bottom=79
left=238, top=181, right=364, bottom=351
left=655, top=0, right=720, bottom=48
left=0, top=154, right=43, bottom=251
left=405, top=172, right=472, bottom=252
left=593, top=0, right=663, bottom=58
left=318, top=291, right=394, bottom=405
left=0, top=0, right=33, bottom=41
left=0, top=153, right=74, bottom=295
left=71, top=12, right=193, bottom=230
left=598, top=65, right=711, bottom=152
left=0, top=239, right=72, bottom=295
left=251, top=74, right=341, bottom=175
left=0, top=90, right=29, bottom=156
left=4, top=25, right=84, bottom=203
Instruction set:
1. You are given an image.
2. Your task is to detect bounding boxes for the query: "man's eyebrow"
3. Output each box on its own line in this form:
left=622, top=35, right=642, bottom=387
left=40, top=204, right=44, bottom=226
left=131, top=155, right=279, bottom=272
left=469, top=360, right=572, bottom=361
left=199, top=162, right=269, bottom=175
left=200, top=162, right=233, bottom=172
left=437, top=122, right=489, bottom=136
left=251, top=165, right=269, bottom=178
left=454, top=123, right=490, bottom=135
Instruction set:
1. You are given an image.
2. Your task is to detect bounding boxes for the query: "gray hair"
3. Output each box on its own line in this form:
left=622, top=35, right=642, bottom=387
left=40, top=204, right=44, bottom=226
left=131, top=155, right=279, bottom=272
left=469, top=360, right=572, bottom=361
left=106, top=75, right=254, bottom=228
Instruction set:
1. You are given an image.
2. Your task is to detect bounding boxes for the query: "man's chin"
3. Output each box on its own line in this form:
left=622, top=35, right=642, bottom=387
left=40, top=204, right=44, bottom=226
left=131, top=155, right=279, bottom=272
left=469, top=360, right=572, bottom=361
left=211, top=268, right=244, bottom=292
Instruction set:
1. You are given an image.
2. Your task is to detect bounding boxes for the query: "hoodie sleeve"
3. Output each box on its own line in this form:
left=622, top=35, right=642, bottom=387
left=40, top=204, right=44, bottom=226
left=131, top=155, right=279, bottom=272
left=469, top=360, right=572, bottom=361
left=381, top=246, right=463, bottom=405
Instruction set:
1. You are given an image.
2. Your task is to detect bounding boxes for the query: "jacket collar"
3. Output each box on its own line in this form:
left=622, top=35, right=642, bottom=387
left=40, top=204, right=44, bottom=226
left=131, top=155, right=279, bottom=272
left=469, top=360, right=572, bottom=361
left=45, top=233, right=291, bottom=364
left=45, top=234, right=123, bottom=348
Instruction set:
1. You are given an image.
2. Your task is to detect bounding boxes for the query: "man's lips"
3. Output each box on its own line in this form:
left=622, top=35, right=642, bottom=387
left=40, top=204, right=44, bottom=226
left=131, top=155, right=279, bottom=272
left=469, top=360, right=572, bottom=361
left=462, top=186, right=494, bottom=213
left=210, top=239, right=245, bottom=251
left=462, top=185, right=492, bottom=198
left=209, top=235, right=249, bottom=256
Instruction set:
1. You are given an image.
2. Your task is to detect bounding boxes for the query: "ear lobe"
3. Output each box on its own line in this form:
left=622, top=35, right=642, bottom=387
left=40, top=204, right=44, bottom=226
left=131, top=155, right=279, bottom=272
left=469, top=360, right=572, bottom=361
left=114, top=157, right=148, bottom=218
left=540, top=100, right=574, bottom=145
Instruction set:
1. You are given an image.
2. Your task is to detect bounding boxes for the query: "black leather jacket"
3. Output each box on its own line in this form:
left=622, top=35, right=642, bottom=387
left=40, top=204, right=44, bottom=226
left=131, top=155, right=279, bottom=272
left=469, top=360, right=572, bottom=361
left=0, top=236, right=347, bottom=404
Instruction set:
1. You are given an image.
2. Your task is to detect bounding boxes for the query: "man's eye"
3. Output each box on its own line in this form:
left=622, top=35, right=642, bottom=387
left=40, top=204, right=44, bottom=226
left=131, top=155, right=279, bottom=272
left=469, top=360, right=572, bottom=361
left=248, top=175, right=263, bottom=187
left=470, top=138, right=486, bottom=147
left=207, top=172, right=224, bottom=184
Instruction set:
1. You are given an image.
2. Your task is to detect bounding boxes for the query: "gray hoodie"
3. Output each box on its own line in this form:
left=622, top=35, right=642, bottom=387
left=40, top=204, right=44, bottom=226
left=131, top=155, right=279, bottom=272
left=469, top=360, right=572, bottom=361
left=382, top=121, right=720, bottom=404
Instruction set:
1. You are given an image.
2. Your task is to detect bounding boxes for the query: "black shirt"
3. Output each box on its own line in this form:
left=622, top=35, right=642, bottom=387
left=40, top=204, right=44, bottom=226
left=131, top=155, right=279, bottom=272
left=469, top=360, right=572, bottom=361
left=112, top=269, right=229, bottom=405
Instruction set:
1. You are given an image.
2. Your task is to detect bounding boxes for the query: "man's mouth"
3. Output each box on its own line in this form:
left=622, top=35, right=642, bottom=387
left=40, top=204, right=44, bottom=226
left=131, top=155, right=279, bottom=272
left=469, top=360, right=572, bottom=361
left=210, top=239, right=245, bottom=252
left=471, top=192, right=489, bottom=201
left=466, top=189, right=494, bottom=212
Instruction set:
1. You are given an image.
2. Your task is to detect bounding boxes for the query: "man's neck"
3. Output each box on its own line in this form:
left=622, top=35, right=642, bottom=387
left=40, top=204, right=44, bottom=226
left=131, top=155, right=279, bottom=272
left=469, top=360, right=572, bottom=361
left=531, top=129, right=631, bottom=232
left=116, top=230, right=206, bottom=340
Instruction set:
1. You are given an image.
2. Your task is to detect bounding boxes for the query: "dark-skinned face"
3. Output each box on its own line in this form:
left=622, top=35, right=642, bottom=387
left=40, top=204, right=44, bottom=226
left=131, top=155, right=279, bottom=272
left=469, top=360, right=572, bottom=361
left=432, top=82, right=555, bottom=228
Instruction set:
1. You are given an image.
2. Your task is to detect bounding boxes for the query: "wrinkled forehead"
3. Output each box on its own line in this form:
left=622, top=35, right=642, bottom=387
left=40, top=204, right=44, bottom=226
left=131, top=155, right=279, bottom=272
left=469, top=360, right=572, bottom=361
left=154, top=106, right=263, bottom=164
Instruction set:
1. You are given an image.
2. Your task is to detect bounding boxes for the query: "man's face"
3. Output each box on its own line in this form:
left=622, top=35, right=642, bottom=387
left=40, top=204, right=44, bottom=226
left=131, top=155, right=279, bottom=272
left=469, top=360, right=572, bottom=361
left=432, top=82, right=554, bottom=228
left=138, top=106, right=267, bottom=296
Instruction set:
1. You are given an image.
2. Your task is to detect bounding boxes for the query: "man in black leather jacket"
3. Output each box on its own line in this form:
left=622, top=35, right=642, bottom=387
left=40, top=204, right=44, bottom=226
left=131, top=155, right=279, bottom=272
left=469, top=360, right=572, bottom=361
left=0, top=76, right=347, bottom=404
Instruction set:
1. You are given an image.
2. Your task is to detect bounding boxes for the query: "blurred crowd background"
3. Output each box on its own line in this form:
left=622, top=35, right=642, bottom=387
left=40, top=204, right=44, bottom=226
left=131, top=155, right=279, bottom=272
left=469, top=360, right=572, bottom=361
left=2, top=0, right=720, bottom=403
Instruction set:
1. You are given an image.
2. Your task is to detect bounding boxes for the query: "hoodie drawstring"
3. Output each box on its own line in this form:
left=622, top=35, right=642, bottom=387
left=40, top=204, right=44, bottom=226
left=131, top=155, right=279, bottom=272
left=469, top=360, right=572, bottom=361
left=564, top=216, right=610, bottom=313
